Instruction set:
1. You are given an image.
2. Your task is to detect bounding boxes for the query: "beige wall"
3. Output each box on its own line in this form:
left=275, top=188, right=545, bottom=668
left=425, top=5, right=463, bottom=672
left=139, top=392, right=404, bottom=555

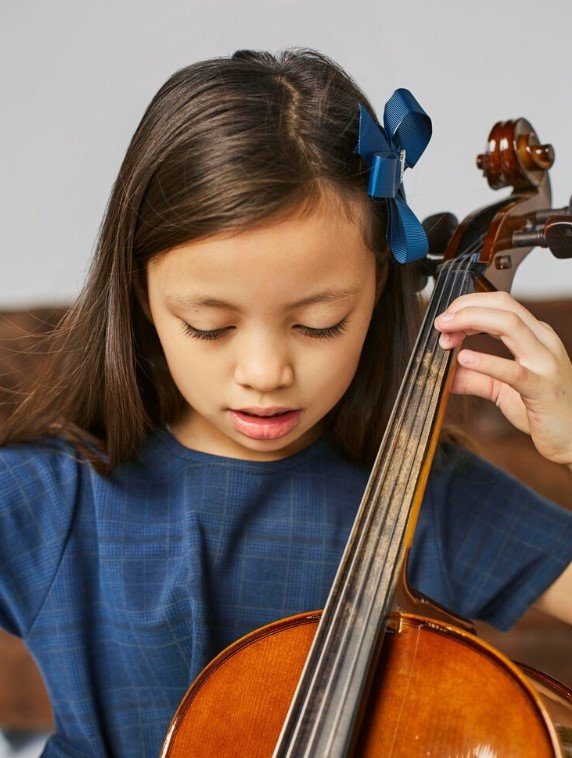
left=1, top=0, right=571, bottom=307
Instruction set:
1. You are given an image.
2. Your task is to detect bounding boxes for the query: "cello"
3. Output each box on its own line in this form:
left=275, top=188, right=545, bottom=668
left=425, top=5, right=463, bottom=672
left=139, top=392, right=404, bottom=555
left=161, top=116, right=572, bottom=756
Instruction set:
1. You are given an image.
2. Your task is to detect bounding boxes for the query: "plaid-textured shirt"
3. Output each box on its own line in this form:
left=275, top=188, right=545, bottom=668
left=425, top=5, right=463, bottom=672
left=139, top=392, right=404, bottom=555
left=0, top=429, right=570, bottom=757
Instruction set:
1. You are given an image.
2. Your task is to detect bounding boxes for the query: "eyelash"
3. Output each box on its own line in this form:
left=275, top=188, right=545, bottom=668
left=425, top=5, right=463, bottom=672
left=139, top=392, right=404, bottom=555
left=181, top=318, right=349, bottom=341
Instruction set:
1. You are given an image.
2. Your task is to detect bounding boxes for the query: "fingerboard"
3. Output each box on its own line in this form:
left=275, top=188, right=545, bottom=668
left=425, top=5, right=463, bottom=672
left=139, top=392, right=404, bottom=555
left=273, top=254, right=486, bottom=757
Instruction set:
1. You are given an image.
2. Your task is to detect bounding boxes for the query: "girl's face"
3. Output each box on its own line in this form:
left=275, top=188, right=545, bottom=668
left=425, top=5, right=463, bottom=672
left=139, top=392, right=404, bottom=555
left=145, top=193, right=378, bottom=461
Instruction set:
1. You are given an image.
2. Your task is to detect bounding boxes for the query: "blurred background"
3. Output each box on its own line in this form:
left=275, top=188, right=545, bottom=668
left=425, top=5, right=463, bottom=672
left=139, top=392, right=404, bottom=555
left=1, top=0, right=571, bottom=754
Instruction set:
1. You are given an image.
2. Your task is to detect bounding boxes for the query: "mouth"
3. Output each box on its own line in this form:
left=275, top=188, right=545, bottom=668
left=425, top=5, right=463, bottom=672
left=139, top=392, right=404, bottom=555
left=234, top=407, right=295, bottom=417
left=229, top=407, right=302, bottom=440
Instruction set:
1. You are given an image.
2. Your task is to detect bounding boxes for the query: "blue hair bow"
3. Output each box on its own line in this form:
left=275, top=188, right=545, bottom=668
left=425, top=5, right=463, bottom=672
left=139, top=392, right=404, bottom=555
left=356, top=89, right=432, bottom=263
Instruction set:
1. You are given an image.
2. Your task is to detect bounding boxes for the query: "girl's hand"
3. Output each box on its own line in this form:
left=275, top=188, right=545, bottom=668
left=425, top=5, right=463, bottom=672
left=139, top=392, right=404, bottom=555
left=434, top=291, right=572, bottom=469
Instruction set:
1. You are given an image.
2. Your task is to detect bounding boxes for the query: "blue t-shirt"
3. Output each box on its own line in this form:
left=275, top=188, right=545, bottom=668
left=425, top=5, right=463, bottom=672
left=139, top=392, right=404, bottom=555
left=0, top=428, right=570, bottom=757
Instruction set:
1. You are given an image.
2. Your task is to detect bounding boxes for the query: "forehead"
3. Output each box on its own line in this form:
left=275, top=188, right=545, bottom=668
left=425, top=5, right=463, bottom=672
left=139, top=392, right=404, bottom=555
left=148, top=196, right=375, bottom=304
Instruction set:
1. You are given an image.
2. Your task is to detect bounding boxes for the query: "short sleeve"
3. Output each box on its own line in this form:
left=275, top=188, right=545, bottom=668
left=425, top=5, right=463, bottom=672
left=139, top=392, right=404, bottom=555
left=0, top=439, right=81, bottom=638
left=409, top=442, right=572, bottom=631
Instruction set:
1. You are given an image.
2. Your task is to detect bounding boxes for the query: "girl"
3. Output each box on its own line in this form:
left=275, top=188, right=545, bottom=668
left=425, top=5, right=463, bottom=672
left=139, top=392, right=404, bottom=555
left=0, top=48, right=571, bottom=757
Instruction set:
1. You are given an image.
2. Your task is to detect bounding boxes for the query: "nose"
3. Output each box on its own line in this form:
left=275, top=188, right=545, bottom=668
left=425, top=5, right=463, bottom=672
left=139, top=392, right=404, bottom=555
left=233, top=331, right=294, bottom=393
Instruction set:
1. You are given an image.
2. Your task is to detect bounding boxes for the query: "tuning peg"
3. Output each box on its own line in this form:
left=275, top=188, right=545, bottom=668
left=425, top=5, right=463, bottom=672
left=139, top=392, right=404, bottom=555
left=512, top=213, right=572, bottom=259
left=533, top=196, right=572, bottom=224
left=544, top=216, right=572, bottom=259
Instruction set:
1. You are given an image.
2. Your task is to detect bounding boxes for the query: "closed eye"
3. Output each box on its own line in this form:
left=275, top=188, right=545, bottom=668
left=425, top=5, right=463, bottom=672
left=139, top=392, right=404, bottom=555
left=182, top=323, right=232, bottom=341
left=181, top=318, right=349, bottom=341
left=296, top=318, right=348, bottom=339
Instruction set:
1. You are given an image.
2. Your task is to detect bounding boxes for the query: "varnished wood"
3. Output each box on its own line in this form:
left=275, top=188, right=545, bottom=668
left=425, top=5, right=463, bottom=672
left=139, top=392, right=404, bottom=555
left=456, top=117, right=554, bottom=291
left=162, top=611, right=571, bottom=757
left=476, top=118, right=554, bottom=190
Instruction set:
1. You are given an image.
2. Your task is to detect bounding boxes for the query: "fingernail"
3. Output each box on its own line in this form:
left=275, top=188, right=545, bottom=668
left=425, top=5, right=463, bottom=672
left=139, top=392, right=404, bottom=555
left=459, top=350, right=477, bottom=364
left=439, top=312, right=454, bottom=322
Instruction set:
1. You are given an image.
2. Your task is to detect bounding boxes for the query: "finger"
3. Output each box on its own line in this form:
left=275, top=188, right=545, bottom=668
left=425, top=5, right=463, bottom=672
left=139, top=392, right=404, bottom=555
left=450, top=364, right=496, bottom=400
left=435, top=307, right=554, bottom=367
left=438, top=291, right=556, bottom=348
left=438, top=330, right=477, bottom=349
left=456, top=349, right=537, bottom=398
left=450, top=364, right=530, bottom=434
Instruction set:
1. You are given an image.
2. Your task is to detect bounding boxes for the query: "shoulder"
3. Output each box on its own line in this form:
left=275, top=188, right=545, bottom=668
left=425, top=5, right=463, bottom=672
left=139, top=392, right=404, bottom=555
left=0, top=437, right=90, bottom=637
left=430, top=440, right=507, bottom=483
left=0, top=436, right=86, bottom=508
left=413, top=441, right=572, bottom=629
left=427, top=441, right=572, bottom=531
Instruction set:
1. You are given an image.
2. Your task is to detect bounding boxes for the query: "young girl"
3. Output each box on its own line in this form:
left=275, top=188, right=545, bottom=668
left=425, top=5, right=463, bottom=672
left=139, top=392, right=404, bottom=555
left=1, top=47, right=571, bottom=757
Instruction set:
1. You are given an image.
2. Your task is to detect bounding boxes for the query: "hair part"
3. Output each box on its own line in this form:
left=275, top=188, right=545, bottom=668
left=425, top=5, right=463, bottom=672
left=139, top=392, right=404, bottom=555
left=0, top=47, right=422, bottom=474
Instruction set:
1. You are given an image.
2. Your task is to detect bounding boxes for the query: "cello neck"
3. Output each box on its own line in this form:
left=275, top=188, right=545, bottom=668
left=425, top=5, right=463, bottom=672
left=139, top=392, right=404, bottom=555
left=273, top=253, right=486, bottom=757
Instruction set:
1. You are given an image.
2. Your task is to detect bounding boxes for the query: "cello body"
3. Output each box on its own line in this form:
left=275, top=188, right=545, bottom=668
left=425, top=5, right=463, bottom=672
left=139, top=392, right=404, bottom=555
left=162, top=610, right=571, bottom=757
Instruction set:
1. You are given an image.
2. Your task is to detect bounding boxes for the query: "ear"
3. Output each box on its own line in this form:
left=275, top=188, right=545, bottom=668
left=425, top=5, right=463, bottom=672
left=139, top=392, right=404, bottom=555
left=133, top=268, right=153, bottom=323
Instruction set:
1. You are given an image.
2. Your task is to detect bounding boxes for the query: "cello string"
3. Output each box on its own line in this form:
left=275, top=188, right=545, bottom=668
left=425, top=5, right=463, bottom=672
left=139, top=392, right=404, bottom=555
left=284, top=225, right=487, bottom=752
left=316, top=254, right=478, bottom=752
left=322, top=261, right=482, bottom=756
left=295, top=252, right=477, bottom=750
left=340, top=236, right=485, bottom=562
left=280, top=257, right=468, bottom=753
left=315, top=255, right=478, bottom=756
left=326, top=241, right=488, bottom=744
left=293, top=246, right=484, bottom=752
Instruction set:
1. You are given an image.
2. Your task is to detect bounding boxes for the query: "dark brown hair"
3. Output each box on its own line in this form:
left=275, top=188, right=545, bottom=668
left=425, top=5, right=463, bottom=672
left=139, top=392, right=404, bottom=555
left=0, top=47, right=422, bottom=474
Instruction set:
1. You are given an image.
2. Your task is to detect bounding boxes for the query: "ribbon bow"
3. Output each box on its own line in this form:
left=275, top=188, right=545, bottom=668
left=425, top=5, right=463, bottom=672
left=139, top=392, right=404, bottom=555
left=356, top=89, right=432, bottom=263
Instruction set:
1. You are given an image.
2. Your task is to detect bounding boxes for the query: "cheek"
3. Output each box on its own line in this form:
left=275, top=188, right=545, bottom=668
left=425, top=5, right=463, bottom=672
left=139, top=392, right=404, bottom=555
left=305, top=330, right=369, bottom=406
left=157, top=329, right=224, bottom=404
left=177, top=350, right=220, bottom=385
left=302, top=285, right=375, bottom=387
left=322, top=305, right=375, bottom=398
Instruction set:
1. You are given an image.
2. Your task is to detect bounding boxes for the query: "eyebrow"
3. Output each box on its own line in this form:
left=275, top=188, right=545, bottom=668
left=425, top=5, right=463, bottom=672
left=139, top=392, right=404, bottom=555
left=166, top=284, right=362, bottom=310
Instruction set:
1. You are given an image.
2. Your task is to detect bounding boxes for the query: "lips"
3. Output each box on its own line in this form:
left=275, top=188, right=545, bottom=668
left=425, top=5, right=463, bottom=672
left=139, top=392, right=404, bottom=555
left=229, top=407, right=302, bottom=440
left=235, top=407, right=294, bottom=417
